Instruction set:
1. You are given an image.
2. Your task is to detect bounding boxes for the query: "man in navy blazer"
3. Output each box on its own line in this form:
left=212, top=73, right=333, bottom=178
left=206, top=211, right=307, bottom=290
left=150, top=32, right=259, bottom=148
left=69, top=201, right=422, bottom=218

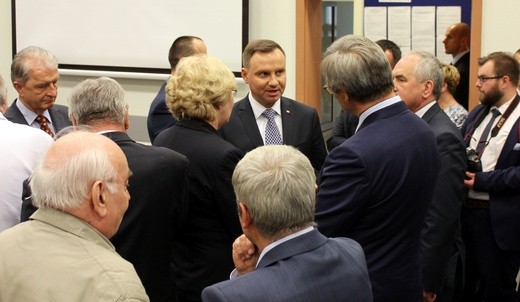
left=460, top=52, right=520, bottom=301
left=393, top=51, right=466, bottom=302
left=219, top=39, right=327, bottom=173
left=202, top=145, right=372, bottom=302
left=5, top=46, right=71, bottom=136
left=147, top=36, right=207, bottom=143
left=315, top=35, right=441, bottom=302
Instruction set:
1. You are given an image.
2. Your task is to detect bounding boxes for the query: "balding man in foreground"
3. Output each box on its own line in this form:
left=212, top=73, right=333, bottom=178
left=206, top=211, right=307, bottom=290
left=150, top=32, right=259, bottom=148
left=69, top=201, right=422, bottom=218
left=0, top=131, right=149, bottom=302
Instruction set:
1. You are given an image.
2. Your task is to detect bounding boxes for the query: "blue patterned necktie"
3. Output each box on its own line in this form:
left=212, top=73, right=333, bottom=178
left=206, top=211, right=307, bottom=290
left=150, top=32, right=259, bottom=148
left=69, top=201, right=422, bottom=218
left=262, top=108, right=282, bottom=145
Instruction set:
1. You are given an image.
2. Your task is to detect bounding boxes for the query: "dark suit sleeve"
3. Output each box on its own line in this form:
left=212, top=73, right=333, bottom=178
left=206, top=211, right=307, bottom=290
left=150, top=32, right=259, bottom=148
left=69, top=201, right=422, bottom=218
left=214, top=148, right=244, bottom=239
left=327, top=110, right=347, bottom=151
left=201, top=285, right=227, bottom=302
left=474, top=164, right=520, bottom=193
left=20, top=178, right=37, bottom=222
left=309, top=110, right=328, bottom=174
left=315, top=146, right=370, bottom=236
left=172, top=156, right=190, bottom=234
left=421, top=130, right=466, bottom=292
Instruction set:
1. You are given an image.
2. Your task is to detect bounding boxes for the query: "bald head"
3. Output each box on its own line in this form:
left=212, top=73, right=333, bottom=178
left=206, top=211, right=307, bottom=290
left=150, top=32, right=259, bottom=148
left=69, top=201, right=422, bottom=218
left=31, top=131, right=131, bottom=238
left=443, top=23, right=470, bottom=57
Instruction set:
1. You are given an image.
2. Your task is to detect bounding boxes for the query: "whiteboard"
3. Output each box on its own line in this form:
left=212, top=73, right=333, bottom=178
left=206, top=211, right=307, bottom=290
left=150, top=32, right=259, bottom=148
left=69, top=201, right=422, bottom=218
left=13, top=0, right=248, bottom=75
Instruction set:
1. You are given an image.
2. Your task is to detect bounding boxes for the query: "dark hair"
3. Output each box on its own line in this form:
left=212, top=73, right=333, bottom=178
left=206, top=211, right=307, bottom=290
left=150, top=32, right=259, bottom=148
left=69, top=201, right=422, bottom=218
left=375, top=39, right=402, bottom=64
left=479, top=52, right=520, bottom=88
left=242, top=39, right=285, bottom=68
left=168, top=36, right=204, bottom=70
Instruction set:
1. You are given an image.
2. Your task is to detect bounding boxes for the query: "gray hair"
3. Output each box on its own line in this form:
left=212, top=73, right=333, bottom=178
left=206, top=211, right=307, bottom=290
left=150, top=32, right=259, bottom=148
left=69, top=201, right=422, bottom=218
left=31, top=132, right=117, bottom=210
left=321, top=35, right=394, bottom=103
left=0, top=75, right=7, bottom=107
left=232, top=145, right=316, bottom=238
left=68, top=77, right=127, bottom=125
left=409, top=51, right=444, bottom=100
left=11, top=46, right=58, bottom=84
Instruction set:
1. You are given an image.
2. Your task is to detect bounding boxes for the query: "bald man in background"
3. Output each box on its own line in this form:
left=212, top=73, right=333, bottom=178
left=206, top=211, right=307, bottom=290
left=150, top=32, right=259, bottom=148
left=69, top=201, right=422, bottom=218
left=443, top=23, right=471, bottom=110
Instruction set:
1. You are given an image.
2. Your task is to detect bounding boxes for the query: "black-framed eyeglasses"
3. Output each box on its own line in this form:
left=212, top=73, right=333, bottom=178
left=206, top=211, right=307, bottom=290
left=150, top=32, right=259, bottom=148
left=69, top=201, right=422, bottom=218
left=477, top=75, right=504, bottom=84
left=323, top=85, right=334, bottom=95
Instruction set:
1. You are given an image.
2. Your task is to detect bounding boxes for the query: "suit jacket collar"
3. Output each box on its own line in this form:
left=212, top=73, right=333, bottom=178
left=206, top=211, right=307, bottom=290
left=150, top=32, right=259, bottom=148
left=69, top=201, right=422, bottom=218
left=101, top=131, right=134, bottom=144
left=256, top=229, right=327, bottom=269
left=357, top=101, right=409, bottom=132
left=177, top=118, right=221, bottom=136
left=4, top=100, right=27, bottom=125
left=421, top=102, right=442, bottom=123
left=236, top=96, right=295, bottom=146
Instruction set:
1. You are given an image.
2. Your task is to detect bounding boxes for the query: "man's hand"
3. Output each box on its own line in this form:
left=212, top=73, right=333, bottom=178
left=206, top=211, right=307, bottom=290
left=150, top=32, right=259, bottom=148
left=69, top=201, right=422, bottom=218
left=464, top=171, right=475, bottom=189
left=232, top=234, right=259, bottom=276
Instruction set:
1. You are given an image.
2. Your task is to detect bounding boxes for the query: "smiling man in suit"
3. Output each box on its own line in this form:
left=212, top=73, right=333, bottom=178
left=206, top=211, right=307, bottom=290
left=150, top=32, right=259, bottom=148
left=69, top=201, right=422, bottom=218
left=393, top=51, right=466, bottom=302
left=5, top=46, right=71, bottom=136
left=219, top=39, right=327, bottom=174
left=202, top=145, right=372, bottom=302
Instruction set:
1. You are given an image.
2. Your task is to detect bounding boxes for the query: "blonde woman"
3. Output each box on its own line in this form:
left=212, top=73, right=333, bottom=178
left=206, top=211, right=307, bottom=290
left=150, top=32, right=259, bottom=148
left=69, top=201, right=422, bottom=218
left=438, top=63, right=468, bottom=129
left=153, top=55, right=243, bottom=302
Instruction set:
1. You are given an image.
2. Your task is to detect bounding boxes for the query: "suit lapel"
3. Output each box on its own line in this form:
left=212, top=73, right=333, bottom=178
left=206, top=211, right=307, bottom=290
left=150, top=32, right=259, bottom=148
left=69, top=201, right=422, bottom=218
left=280, top=98, right=293, bottom=145
left=237, top=98, right=264, bottom=147
left=256, top=229, right=327, bottom=269
left=4, top=100, right=28, bottom=125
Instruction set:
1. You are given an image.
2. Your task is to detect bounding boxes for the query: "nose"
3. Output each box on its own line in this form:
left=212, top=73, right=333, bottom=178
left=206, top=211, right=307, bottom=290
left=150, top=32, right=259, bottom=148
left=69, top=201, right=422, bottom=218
left=267, top=74, right=279, bottom=86
left=46, top=83, right=58, bottom=96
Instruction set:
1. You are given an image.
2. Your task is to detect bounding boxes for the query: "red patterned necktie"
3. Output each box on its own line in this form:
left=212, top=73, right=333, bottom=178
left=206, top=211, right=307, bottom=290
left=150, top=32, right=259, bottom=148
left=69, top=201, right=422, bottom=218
left=36, top=115, right=55, bottom=138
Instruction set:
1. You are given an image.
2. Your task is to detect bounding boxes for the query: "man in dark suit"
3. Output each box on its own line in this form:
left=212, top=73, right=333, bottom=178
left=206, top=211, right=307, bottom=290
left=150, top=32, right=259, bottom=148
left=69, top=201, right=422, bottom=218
left=219, top=39, right=327, bottom=173
left=460, top=52, right=520, bottom=301
left=326, top=39, right=400, bottom=152
left=147, top=36, right=207, bottom=143
left=202, top=145, right=372, bottom=302
left=68, top=77, right=189, bottom=302
left=315, top=35, right=441, bottom=302
left=443, top=22, right=471, bottom=110
left=393, top=51, right=466, bottom=302
left=5, top=46, right=71, bottom=136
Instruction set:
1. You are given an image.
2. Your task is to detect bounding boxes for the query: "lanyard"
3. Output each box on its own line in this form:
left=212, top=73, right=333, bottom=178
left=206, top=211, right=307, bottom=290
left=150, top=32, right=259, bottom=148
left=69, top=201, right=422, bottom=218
left=465, top=94, right=520, bottom=146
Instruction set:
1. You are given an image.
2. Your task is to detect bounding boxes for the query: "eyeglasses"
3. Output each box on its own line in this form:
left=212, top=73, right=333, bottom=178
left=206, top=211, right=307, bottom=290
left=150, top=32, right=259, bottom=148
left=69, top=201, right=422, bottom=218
left=477, top=75, right=504, bottom=84
left=323, top=85, right=334, bottom=95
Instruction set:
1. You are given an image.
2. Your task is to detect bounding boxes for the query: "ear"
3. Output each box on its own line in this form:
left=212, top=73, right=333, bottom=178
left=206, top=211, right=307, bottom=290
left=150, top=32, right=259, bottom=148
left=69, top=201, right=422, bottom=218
left=422, top=80, right=434, bottom=99
left=91, top=180, right=108, bottom=218
left=70, top=116, right=79, bottom=126
left=241, top=68, right=249, bottom=84
left=13, top=81, right=23, bottom=94
left=441, top=82, right=448, bottom=93
left=238, top=202, right=252, bottom=229
left=124, top=109, right=130, bottom=131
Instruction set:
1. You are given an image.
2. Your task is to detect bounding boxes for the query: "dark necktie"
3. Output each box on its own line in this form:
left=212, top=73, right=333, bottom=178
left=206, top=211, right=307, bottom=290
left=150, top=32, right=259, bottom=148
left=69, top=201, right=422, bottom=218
left=36, top=114, right=55, bottom=138
left=476, top=109, right=501, bottom=154
left=262, top=108, right=282, bottom=145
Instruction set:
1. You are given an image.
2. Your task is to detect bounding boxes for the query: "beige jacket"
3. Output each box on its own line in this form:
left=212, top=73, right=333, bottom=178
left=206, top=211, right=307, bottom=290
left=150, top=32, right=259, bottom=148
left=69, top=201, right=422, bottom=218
left=0, top=207, right=149, bottom=302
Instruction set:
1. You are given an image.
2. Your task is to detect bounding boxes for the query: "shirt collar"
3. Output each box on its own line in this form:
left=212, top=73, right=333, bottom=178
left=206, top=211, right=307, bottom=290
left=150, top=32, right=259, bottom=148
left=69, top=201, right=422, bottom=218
left=16, top=99, right=52, bottom=125
left=452, top=50, right=469, bottom=64
left=248, top=93, right=282, bottom=119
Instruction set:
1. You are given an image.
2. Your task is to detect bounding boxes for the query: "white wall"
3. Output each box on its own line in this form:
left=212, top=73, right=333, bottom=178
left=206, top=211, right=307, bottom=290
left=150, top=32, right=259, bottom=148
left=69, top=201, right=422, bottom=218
left=2, top=0, right=519, bottom=139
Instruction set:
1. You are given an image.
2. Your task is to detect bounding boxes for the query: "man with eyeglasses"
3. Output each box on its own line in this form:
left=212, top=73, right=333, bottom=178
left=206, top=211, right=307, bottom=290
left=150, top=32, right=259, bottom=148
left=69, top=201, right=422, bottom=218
left=460, top=51, right=520, bottom=301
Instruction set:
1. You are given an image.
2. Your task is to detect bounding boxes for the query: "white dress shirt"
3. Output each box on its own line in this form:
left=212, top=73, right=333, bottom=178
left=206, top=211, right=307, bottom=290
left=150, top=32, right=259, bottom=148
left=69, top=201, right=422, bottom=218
left=248, top=94, right=283, bottom=144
